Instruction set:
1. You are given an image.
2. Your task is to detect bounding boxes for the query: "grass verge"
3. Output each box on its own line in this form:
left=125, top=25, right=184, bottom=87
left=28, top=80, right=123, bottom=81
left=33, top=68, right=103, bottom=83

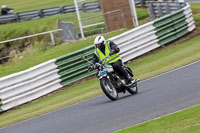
left=190, top=3, right=200, bottom=14
left=0, top=32, right=200, bottom=128
left=115, top=105, right=200, bottom=133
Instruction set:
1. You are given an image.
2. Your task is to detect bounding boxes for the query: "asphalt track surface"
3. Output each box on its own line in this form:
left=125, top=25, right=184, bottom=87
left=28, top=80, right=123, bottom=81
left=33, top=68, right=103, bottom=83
left=1, top=60, right=200, bottom=133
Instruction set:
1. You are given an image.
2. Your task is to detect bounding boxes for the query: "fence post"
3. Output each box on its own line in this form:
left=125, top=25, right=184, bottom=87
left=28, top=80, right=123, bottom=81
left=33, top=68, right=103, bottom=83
left=129, top=0, right=139, bottom=27
left=60, top=6, right=64, bottom=14
left=157, top=3, right=163, bottom=18
left=177, top=3, right=182, bottom=9
left=15, top=13, right=20, bottom=22
left=74, top=0, right=85, bottom=39
left=141, top=0, right=145, bottom=8
left=165, top=3, right=170, bottom=14
left=39, top=9, right=44, bottom=18
left=147, top=3, right=155, bottom=20
left=50, top=32, right=55, bottom=45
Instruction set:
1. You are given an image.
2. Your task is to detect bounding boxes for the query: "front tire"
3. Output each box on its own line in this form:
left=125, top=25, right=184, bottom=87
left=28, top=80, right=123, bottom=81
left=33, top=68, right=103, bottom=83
left=100, top=77, right=118, bottom=100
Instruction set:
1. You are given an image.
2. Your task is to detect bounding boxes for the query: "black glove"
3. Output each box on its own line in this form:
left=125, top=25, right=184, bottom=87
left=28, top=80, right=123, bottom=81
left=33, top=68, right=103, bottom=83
left=88, top=64, right=94, bottom=70
left=94, top=63, right=101, bottom=69
left=109, top=50, right=115, bottom=56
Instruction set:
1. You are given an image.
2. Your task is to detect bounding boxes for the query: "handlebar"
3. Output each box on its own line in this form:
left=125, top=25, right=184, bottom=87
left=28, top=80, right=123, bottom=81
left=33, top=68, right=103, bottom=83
left=82, top=55, right=110, bottom=72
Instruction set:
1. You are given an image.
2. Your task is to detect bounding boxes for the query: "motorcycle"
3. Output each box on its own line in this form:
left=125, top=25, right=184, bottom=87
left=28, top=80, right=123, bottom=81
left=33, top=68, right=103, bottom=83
left=7, top=9, right=14, bottom=15
left=82, top=55, right=139, bottom=101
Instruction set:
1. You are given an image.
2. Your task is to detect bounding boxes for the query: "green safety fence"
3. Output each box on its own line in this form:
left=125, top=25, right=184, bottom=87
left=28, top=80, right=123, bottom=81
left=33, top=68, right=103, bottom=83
left=56, top=45, right=96, bottom=86
left=153, top=9, right=188, bottom=45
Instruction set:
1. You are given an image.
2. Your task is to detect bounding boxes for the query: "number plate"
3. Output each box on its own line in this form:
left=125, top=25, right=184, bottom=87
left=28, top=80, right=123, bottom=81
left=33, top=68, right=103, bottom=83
left=100, top=69, right=107, bottom=76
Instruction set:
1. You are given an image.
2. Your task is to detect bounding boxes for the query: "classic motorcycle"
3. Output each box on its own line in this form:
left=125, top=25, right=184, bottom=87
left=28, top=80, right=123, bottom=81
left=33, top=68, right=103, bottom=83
left=83, top=56, right=139, bottom=101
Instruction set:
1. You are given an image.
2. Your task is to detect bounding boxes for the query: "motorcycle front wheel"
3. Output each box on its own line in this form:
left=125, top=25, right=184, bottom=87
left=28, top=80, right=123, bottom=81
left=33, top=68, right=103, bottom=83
left=100, top=77, right=118, bottom=101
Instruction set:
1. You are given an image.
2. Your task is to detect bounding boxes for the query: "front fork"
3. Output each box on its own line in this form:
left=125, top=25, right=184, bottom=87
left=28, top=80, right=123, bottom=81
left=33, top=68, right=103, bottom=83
left=106, top=76, right=116, bottom=93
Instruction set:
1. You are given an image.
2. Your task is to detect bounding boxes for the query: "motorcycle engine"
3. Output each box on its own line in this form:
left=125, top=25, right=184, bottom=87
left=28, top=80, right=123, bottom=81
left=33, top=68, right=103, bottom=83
left=121, top=79, right=126, bottom=85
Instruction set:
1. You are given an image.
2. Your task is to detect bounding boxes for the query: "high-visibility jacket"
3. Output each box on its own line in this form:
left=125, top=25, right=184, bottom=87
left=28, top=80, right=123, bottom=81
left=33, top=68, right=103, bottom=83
left=94, top=41, right=121, bottom=64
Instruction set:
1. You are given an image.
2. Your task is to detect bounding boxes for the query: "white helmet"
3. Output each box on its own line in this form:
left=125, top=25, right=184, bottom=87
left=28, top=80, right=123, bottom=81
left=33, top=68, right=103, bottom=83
left=1, top=5, right=6, bottom=9
left=94, top=35, right=105, bottom=46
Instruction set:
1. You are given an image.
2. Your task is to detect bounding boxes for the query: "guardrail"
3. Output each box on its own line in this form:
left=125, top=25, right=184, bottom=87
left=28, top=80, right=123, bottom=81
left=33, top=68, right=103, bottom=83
left=0, top=2, right=100, bottom=25
left=147, top=2, right=186, bottom=20
left=136, top=0, right=184, bottom=8
left=0, top=29, right=62, bottom=46
left=0, top=3, right=195, bottom=112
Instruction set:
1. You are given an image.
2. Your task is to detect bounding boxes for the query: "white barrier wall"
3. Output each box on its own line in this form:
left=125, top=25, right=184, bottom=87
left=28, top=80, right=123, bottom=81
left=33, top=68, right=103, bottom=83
left=183, top=4, right=196, bottom=32
left=110, top=22, right=160, bottom=62
left=0, top=59, right=63, bottom=111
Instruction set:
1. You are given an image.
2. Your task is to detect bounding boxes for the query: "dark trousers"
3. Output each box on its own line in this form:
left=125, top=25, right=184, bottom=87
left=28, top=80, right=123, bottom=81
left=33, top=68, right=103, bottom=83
left=111, top=60, right=130, bottom=79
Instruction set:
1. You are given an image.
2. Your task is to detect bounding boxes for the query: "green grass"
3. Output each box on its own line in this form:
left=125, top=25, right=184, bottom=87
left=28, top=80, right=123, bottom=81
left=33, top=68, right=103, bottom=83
left=115, top=105, right=200, bottom=133
left=0, top=14, right=67, bottom=41
left=0, top=32, right=200, bottom=128
left=136, top=8, right=149, bottom=20
left=193, top=13, right=200, bottom=31
left=190, top=3, right=200, bottom=14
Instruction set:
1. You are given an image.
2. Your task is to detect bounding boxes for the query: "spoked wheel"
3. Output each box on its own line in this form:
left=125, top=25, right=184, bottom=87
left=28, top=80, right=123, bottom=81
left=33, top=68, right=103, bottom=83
left=100, top=78, right=118, bottom=100
left=127, top=80, right=138, bottom=95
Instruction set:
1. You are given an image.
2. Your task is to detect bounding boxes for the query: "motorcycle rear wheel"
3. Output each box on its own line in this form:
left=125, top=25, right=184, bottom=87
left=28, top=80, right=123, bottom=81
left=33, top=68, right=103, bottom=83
left=100, top=78, right=118, bottom=100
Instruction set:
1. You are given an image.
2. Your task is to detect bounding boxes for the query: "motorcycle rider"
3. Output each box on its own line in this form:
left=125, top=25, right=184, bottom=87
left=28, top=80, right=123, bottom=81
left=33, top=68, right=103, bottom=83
left=1, top=5, right=13, bottom=15
left=91, top=35, right=134, bottom=84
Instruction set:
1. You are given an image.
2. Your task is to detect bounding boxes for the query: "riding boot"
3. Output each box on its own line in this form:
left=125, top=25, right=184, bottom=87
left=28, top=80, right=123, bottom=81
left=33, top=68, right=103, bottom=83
left=125, top=73, right=134, bottom=84
left=111, top=60, right=135, bottom=84
left=123, top=68, right=137, bottom=85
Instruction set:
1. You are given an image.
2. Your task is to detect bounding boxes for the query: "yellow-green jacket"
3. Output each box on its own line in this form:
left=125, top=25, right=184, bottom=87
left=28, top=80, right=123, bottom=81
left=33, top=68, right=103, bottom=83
left=94, top=41, right=121, bottom=64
